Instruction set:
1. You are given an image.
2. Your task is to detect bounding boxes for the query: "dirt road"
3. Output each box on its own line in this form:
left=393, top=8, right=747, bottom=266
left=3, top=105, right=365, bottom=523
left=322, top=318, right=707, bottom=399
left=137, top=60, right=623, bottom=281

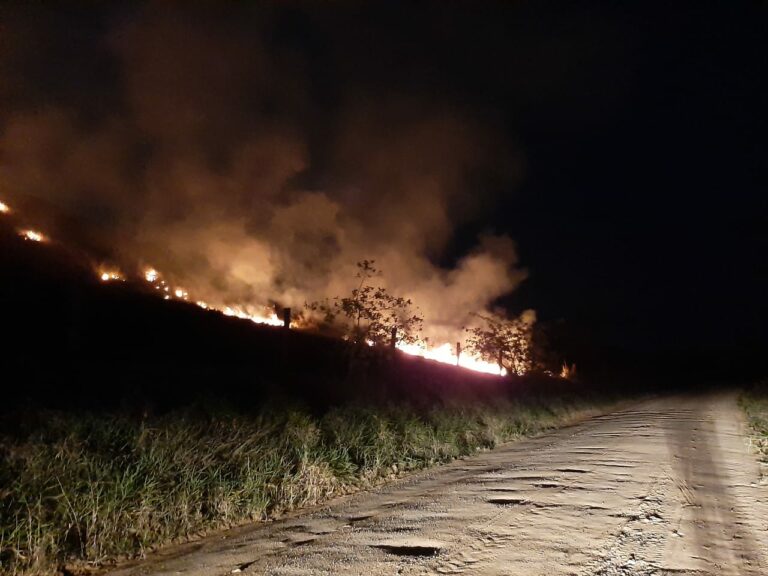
left=109, top=392, right=768, bottom=576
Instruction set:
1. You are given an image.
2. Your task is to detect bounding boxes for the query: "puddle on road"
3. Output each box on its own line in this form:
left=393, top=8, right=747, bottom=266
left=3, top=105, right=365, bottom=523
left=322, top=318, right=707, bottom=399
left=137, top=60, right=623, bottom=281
left=487, top=497, right=528, bottom=506
left=372, top=541, right=443, bottom=557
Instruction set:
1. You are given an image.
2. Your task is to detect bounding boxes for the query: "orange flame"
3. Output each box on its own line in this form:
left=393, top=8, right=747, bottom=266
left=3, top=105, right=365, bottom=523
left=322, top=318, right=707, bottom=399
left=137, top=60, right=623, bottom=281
left=98, top=268, right=124, bottom=282
left=222, top=306, right=283, bottom=327
left=0, top=201, right=10, bottom=214
left=8, top=214, right=513, bottom=376
left=144, top=268, right=159, bottom=282
left=396, top=341, right=507, bottom=375
left=19, top=229, right=45, bottom=242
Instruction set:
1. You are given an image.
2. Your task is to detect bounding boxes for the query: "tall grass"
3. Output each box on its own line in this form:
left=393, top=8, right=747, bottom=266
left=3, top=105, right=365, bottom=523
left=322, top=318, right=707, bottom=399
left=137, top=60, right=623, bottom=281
left=1, top=397, right=600, bottom=575
left=740, top=380, right=768, bottom=466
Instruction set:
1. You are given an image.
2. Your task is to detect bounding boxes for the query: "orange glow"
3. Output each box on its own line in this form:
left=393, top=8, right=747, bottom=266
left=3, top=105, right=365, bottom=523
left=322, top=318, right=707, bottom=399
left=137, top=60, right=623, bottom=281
left=144, top=268, right=159, bottom=282
left=19, top=229, right=45, bottom=242
left=223, top=306, right=283, bottom=327
left=9, top=209, right=512, bottom=376
left=396, top=341, right=507, bottom=375
left=99, top=269, right=124, bottom=282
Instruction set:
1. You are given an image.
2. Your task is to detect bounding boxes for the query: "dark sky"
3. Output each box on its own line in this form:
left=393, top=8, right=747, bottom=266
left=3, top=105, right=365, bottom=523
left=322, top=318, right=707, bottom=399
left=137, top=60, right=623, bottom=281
left=1, top=1, right=766, bottom=355
left=312, top=1, right=768, bottom=352
left=492, top=3, right=767, bottom=351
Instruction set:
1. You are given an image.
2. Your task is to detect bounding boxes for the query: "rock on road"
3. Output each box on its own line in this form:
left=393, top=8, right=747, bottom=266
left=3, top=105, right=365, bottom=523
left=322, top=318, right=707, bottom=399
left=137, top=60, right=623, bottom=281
left=108, top=393, right=768, bottom=576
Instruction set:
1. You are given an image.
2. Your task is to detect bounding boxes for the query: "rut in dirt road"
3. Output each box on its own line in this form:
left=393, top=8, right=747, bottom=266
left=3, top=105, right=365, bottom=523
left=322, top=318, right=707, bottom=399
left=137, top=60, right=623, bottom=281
left=107, top=393, right=768, bottom=576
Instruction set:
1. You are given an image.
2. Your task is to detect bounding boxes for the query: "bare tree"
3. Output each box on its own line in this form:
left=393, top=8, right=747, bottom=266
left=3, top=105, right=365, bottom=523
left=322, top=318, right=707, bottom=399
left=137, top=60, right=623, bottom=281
left=308, top=260, right=422, bottom=347
left=465, top=311, right=535, bottom=375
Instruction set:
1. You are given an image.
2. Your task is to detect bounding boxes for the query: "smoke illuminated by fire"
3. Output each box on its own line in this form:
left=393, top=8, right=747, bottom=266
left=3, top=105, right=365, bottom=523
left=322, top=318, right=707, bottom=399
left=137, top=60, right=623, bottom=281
left=140, top=265, right=282, bottom=326
left=2, top=203, right=527, bottom=373
left=0, top=7, right=535, bottom=376
left=0, top=194, right=531, bottom=375
left=1, top=192, right=531, bottom=375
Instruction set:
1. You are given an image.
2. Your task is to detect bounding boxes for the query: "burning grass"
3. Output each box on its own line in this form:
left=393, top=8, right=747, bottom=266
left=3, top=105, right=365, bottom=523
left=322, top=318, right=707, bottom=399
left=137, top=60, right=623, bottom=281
left=740, top=380, right=768, bottom=474
left=0, top=396, right=605, bottom=575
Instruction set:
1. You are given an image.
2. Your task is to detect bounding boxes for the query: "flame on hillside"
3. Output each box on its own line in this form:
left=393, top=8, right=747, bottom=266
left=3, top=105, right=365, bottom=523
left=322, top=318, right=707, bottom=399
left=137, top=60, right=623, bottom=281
left=20, top=229, right=45, bottom=242
left=141, top=266, right=282, bottom=326
left=222, top=305, right=282, bottom=327
left=0, top=10, right=537, bottom=379
left=99, top=269, right=124, bottom=282
left=4, top=205, right=523, bottom=376
left=144, top=268, right=159, bottom=282
left=396, top=341, right=506, bottom=376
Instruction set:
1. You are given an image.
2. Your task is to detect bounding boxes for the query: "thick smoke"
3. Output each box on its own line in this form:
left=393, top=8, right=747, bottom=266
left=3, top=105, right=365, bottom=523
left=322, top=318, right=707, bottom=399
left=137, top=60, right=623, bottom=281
left=0, top=5, right=528, bottom=345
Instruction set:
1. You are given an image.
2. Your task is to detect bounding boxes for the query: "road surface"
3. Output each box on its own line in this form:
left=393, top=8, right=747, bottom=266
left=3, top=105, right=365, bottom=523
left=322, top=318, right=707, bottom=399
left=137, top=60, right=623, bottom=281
left=108, top=392, right=768, bottom=576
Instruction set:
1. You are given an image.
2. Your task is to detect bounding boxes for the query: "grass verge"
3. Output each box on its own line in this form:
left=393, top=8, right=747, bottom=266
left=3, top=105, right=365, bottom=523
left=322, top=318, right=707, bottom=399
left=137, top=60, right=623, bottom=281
left=1, top=395, right=607, bottom=575
left=740, top=380, right=768, bottom=473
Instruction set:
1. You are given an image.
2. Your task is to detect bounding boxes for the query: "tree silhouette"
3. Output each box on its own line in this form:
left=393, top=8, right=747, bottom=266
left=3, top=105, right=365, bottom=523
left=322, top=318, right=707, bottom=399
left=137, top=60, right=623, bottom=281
left=465, top=311, right=535, bottom=375
left=308, top=260, right=422, bottom=347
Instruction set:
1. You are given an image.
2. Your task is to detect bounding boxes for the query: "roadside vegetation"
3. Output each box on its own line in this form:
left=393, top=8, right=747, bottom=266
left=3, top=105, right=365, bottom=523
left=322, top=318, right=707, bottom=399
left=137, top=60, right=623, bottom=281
left=740, top=380, right=768, bottom=470
left=0, top=395, right=605, bottom=575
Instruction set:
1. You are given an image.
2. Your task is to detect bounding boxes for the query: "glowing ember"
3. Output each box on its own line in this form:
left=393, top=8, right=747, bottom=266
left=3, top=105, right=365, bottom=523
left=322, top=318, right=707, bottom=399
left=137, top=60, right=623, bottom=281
left=396, top=341, right=507, bottom=376
left=0, top=201, right=9, bottom=213
left=174, top=288, right=188, bottom=299
left=99, top=270, right=124, bottom=282
left=195, top=301, right=209, bottom=309
left=144, top=268, right=159, bottom=282
left=19, top=229, right=45, bottom=242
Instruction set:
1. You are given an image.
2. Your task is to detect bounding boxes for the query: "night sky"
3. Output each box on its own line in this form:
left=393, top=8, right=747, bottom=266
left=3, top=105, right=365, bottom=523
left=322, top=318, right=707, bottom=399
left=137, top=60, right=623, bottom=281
left=1, top=2, right=766, bottom=362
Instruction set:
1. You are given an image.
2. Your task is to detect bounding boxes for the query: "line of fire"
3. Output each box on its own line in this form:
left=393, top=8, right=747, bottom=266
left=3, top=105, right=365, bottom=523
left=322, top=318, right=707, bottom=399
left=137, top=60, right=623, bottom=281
left=1, top=197, right=555, bottom=380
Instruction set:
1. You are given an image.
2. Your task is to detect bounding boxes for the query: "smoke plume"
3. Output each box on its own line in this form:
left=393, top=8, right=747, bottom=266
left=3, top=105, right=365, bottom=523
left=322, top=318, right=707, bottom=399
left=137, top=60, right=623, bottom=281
left=0, top=4, right=529, bottom=345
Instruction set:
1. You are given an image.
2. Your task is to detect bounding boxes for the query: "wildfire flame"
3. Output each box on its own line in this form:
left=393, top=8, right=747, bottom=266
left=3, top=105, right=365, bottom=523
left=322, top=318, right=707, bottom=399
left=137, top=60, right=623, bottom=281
left=140, top=266, right=281, bottom=326
left=222, top=306, right=283, bottom=327
left=19, top=229, right=45, bottom=242
left=99, top=269, right=124, bottom=282
left=144, top=268, right=159, bottom=282
left=0, top=201, right=9, bottom=214
left=396, top=341, right=507, bottom=375
left=7, top=213, right=514, bottom=376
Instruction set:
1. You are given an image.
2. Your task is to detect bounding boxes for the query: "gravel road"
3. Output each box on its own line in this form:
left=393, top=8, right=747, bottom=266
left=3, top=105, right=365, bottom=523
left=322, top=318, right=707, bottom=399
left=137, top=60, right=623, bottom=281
left=108, top=392, right=768, bottom=576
